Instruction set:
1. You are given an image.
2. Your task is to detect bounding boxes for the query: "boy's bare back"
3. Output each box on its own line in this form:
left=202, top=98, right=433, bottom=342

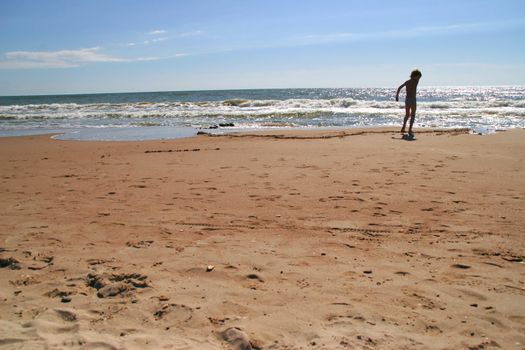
left=404, top=79, right=418, bottom=99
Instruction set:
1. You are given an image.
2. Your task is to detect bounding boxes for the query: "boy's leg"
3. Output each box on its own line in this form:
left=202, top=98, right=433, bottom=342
left=408, top=105, right=416, bottom=134
left=401, top=105, right=410, bottom=132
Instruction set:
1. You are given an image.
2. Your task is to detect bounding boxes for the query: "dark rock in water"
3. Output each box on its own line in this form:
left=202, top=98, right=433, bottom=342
left=0, top=257, right=21, bottom=270
left=221, top=327, right=258, bottom=350
left=97, top=282, right=130, bottom=298
left=206, top=123, right=234, bottom=130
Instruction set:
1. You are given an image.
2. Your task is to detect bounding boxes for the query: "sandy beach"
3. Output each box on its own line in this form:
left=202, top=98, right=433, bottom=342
left=1, top=128, right=524, bottom=350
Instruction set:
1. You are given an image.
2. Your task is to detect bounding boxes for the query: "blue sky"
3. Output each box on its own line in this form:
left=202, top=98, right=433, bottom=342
left=0, top=0, right=524, bottom=95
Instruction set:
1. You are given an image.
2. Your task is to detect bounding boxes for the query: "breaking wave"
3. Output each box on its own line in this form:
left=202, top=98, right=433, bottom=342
left=1, top=86, right=524, bottom=135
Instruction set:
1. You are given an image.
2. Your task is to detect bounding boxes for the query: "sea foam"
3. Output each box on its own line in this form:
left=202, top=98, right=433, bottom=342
left=1, top=87, right=523, bottom=139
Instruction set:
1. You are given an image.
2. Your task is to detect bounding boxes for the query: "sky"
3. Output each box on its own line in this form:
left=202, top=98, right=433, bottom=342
left=0, top=0, right=524, bottom=95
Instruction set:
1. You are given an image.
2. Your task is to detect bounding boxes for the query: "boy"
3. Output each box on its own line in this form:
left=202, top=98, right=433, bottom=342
left=396, top=69, right=422, bottom=136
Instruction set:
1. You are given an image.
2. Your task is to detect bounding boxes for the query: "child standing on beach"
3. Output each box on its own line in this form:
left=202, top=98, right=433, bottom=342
left=396, top=69, right=422, bottom=135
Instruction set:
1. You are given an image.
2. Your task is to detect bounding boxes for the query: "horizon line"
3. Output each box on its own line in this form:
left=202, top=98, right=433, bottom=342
left=2, top=84, right=525, bottom=98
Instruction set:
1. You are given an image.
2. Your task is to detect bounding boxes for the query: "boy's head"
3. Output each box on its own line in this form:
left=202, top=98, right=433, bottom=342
left=410, top=69, right=422, bottom=80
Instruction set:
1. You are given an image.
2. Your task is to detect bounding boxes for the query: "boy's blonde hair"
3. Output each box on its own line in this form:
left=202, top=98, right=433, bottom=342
left=411, top=69, right=422, bottom=79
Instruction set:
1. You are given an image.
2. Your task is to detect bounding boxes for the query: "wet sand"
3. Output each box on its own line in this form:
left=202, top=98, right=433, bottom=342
left=1, top=128, right=524, bottom=349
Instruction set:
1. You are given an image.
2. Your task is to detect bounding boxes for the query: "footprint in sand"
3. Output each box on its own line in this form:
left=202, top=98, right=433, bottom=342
left=23, top=308, right=79, bottom=335
left=0, top=257, right=21, bottom=270
left=220, top=327, right=259, bottom=350
left=451, top=263, right=471, bottom=269
left=10, top=308, right=119, bottom=350
left=45, top=288, right=73, bottom=303
left=245, top=273, right=264, bottom=282
left=86, top=272, right=149, bottom=298
left=126, top=240, right=154, bottom=248
left=395, top=271, right=410, bottom=276
left=153, top=303, right=194, bottom=323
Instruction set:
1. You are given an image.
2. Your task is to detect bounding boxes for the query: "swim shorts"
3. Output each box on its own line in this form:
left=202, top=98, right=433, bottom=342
left=405, top=97, right=417, bottom=106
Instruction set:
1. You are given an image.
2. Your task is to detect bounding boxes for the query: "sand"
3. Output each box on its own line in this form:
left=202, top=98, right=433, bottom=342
left=0, top=128, right=524, bottom=350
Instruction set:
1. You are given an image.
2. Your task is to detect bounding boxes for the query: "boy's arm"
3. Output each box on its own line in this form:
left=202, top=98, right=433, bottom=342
left=395, top=82, right=406, bottom=101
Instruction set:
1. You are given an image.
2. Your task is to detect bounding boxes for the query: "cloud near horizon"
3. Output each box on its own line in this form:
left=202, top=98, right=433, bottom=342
left=0, top=47, right=163, bottom=69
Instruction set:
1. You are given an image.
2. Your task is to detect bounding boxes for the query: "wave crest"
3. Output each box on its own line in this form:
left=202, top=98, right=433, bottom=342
left=1, top=87, right=524, bottom=135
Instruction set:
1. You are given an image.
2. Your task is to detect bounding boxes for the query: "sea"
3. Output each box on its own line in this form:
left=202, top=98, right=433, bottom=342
left=1, top=86, right=524, bottom=140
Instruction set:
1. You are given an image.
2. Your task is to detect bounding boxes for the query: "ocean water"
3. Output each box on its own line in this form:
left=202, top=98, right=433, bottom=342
left=1, top=87, right=524, bottom=140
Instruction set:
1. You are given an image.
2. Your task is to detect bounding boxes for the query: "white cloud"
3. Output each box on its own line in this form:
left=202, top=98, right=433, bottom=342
left=144, top=37, right=168, bottom=45
left=148, top=29, right=167, bottom=35
left=123, top=29, right=202, bottom=48
left=0, top=47, right=163, bottom=69
left=178, top=30, right=203, bottom=37
left=6, top=47, right=122, bottom=62
left=288, top=19, right=525, bottom=46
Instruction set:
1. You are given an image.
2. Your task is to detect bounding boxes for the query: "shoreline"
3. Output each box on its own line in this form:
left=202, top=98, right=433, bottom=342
left=0, top=125, right=500, bottom=142
left=2, top=86, right=524, bottom=139
left=1, top=128, right=524, bottom=349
